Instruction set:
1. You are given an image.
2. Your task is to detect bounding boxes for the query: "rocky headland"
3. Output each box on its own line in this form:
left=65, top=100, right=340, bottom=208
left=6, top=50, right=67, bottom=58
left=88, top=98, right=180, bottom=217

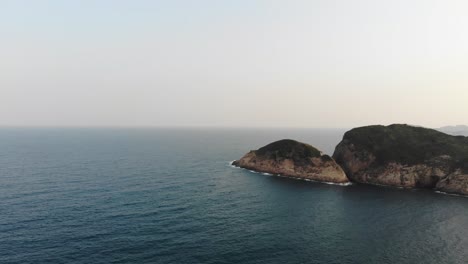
left=333, top=124, right=468, bottom=195
left=232, top=139, right=349, bottom=184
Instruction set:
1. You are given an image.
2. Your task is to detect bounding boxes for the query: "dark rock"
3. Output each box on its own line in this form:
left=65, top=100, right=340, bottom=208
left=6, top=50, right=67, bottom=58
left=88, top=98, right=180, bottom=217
left=333, top=124, right=468, bottom=195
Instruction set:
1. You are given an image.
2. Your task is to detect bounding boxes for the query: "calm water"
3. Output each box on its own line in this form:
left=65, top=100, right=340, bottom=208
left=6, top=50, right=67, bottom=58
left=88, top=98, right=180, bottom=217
left=0, top=128, right=467, bottom=264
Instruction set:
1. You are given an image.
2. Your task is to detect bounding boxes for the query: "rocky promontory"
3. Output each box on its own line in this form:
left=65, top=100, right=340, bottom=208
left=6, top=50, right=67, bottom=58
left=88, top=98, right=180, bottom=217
left=233, top=139, right=349, bottom=184
left=332, top=124, right=468, bottom=195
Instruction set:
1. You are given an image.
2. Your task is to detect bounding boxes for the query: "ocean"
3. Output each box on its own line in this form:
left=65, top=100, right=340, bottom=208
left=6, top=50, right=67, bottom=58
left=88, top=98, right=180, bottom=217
left=0, top=128, right=467, bottom=264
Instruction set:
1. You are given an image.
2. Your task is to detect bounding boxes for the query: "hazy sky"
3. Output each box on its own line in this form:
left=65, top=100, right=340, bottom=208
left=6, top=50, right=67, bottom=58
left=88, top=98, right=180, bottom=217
left=1, top=0, right=467, bottom=128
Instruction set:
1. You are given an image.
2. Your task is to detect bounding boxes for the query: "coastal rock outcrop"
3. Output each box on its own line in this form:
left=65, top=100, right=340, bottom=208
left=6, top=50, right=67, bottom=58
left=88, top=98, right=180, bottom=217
left=332, top=124, right=468, bottom=195
left=233, top=139, right=349, bottom=184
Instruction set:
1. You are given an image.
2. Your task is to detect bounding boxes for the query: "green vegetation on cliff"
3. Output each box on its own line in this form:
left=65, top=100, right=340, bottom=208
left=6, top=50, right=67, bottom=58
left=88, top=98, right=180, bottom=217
left=340, top=124, right=468, bottom=167
left=256, top=139, right=322, bottom=162
left=233, top=139, right=349, bottom=183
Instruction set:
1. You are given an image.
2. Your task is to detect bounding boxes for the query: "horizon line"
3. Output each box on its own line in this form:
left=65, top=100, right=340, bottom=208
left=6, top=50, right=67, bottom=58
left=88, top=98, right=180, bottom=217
left=0, top=124, right=460, bottom=130
left=0, top=124, right=352, bottom=130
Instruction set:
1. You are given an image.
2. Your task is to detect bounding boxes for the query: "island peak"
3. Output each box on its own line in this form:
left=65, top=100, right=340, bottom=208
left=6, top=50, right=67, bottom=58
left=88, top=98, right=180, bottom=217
left=233, top=139, right=349, bottom=184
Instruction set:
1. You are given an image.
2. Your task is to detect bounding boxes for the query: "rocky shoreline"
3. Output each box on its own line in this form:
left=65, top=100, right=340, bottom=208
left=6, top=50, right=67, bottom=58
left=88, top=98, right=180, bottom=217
left=233, top=124, right=468, bottom=196
left=232, top=139, right=349, bottom=184
left=229, top=161, right=352, bottom=186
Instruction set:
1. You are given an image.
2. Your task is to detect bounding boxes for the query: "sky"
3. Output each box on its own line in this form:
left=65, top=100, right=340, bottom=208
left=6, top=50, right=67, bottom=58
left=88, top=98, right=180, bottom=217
left=1, top=0, right=467, bottom=128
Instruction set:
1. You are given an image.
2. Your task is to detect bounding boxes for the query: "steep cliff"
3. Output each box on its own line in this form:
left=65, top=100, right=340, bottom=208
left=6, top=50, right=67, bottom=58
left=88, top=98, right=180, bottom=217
left=333, top=124, right=468, bottom=195
left=233, top=139, right=349, bottom=184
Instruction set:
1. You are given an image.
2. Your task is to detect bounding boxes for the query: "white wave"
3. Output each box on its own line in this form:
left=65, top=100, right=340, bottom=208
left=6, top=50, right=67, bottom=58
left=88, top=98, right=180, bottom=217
left=228, top=160, right=240, bottom=168
left=285, top=176, right=352, bottom=186
left=434, top=190, right=468, bottom=198
left=322, top=181, right=353, bottom=186
left=229, top=165, right=351, bottom=187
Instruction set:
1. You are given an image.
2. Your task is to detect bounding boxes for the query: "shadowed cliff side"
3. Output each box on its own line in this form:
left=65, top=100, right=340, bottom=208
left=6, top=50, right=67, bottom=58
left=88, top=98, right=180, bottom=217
left=332, top=124, right=468, bottom=195
left=233, top=139, right=349, bottom=184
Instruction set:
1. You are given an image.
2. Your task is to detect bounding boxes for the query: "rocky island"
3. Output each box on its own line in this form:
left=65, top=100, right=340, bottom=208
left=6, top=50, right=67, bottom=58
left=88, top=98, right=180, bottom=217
left=234, top=124, right=468, bottom=196
left=333, top=124, right=468, bottom=195
left=232, top=139, right=349, bottom=184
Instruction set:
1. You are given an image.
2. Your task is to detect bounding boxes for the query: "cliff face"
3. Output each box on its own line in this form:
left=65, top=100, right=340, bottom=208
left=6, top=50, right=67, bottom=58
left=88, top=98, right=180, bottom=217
left=333, top=124, right=468, bottom=195
left=233, top=139, right=349, bottom=184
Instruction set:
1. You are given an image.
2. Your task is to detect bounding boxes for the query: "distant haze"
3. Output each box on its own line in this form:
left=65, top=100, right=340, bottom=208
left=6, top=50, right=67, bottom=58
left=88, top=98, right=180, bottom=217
left=1, top=1, right=467, bottom=128
left=438, top=125, right=468, bottom=136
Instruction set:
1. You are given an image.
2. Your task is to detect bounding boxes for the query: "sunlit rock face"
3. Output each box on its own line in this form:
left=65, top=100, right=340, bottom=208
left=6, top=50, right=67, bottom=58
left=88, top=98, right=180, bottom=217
left=233, top=139, right=349, bottom=184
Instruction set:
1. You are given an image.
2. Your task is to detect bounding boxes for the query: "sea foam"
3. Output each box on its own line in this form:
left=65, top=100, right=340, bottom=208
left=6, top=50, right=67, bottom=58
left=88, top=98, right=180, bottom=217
left=229, top=161, right=351, bottom=186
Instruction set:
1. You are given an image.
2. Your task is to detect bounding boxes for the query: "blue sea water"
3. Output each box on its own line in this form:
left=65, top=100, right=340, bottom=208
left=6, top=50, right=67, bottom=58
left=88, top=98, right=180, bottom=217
left=0, top=128, right=467, bottom=264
